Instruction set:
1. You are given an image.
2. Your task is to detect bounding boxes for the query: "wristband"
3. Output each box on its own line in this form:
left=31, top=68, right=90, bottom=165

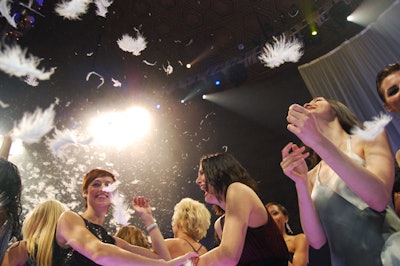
left=146, top=222, right=158, bottom=233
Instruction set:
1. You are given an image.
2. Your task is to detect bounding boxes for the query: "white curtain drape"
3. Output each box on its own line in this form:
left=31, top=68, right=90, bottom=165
left=298, top=0, right=400, bottom=153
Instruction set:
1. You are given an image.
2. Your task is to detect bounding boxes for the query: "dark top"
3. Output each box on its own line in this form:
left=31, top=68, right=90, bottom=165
left=288, top=252, right=294, bottom=263
left=220, top=210, right=289, bottom=266
left=0, top=221, right=11, bottom=264
left=52, top=215, right=116, bottom=266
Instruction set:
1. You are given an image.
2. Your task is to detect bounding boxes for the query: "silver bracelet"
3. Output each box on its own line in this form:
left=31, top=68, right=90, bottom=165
left=146, top=222, right=158, bottom=233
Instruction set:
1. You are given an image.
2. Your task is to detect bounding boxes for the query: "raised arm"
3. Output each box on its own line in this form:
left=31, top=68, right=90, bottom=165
left=287, top=103, right=394, bottom=211
left=0, top=133, right=12, bottom=160
left=306, top=131, right=393, bottom=211
left=132, top=196, right=171, bottom=260
left=197, top=183, right=255, bottom=265
left=280, top=143, right=326, bottom=249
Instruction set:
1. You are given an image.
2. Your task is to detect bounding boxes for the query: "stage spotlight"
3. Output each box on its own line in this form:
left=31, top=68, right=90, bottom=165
left=181, top=99, right=185, bottom=103
left=88, top=107, right=152, bottom=148
left=215, top=80, right=221, bottom=86
left=202, top=94, right=207, bottom=100
left=186, top=63, right=191, bottom=69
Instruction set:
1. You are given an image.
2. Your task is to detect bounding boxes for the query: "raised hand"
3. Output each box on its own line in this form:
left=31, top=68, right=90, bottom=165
left=280, top=142, right=309, bottom=185
left=286, top=104, right=322, bottom=148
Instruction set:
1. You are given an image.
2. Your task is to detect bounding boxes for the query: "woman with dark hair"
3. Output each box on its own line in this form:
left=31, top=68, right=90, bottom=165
left=0, top=133, right=22, bottom=264
left=53, top=168, right=196, bottom=265
left=280, top=97, right=400, bottom=266
left=376, top=62, right=400, bottom=217
left=195, top=152, right=288, bottom=266
left=266, top=202, right=309, bottom=266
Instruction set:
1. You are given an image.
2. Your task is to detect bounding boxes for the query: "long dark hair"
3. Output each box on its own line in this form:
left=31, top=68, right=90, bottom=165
left=306, top=98, right=363, bottom=168
left=200, top=152, right=258, bottom=202
left=0, top=158, right=22, bottom=239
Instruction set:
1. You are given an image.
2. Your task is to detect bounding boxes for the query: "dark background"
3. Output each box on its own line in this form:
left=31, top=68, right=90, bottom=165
left=2, top=0, right=390, bottom=264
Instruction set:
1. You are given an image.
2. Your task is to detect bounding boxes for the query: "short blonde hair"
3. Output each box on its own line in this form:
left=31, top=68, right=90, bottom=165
left=172, top=198, right=211, bottom=241
left=115, top=225, right=150, bottom=249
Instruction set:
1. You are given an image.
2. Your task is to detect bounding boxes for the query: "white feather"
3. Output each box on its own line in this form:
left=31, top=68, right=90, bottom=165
left=111, top=78, right=121, bottom=87
left=55, top=0, right=91, bottom=20
left=143, top=60, right=157, bottom=66
left=86, top=71, right=104, bottom=88
left=351, top=113, right=392, bottom=141
left=117, top=29, right=147, bottom=56
left=94, top=0, right=113, bottom=17
left=24, top=75, right=39, bottom=86
left=0, top=45, right=56, bottom=80
left=102, top=180, right=121, bottom=192
left=12, top=104, right=56, bottom=144
left=46, top=128, right=93, bottom=158
left=163, top=61, right=173, bottom=75
left=0, top=100, right=9, bottom=108
left=0, top=0, right=17, bottom=28
left=258, top=34, right=303, bottom=69
left=103, top=181, right=130, bottom=225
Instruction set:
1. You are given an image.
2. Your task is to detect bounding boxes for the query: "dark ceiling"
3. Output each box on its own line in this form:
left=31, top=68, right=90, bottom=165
left=0, top=0, right=368, bottom=263
left=2, top=0, right=365, bottom=98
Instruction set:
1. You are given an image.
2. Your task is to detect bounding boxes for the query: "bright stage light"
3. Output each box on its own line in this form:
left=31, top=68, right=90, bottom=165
left=88, top=107, right=152, bottom=148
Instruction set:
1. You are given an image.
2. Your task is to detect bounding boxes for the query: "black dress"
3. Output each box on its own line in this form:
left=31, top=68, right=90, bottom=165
left=52, top=215, right=116, bottom=266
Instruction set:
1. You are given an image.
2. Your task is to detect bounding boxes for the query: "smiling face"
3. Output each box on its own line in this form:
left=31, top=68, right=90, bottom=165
left=380, top=70, right=400, bottom=113
left=196, top=164, right=219, bottom=205
left=82, top=168, right=116, bottom=209
left=303, top=97, right=336, bottom=121
left=83, top=176, right=115, bottom=209
left=267, top=204, right=288, bottom=233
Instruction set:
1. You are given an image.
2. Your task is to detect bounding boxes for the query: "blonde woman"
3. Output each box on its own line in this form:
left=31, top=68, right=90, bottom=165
left=2, top=199, right=68, bottom=266
left=165, top=198, right=211, bottom=258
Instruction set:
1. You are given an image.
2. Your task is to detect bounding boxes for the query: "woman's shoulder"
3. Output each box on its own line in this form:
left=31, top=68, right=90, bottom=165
left=293, top=233, right=308, bottom=247
left=58, top=210, right=85, bottom=228
left=59, top=210, right=81, bottom=220
left=4, top=240, right=29, bottom=265
left=227, top=182, right=255, bottom=195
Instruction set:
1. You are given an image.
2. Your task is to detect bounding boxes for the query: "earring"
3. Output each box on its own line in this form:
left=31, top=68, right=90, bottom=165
left=285, top=222, right=294, bottom=234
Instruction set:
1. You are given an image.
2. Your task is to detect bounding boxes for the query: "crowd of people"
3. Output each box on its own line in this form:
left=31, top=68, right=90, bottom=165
left=1, top=63, right=400, bottom=265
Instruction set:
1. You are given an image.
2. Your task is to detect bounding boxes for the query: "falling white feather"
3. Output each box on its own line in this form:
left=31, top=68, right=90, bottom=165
left=94, top=0, right=113, bottom=17
left=12, top=104, right=56, bottom=144
left=351, top=113, right=392, bottom=141
left=0, top=0, right=17, bottom=28
left=103, top=181, right=130, bottom=225
left=163, top=61, right=173, bottom=75
left=55, top=0, right=91, bottom=20
left=0, top=100, right=9, bottom=108
left=24, top=75, right=39, bottom=86
left=111, top=78, right=121, bottom=87
left=86, top=71, right=104, bottom=88
left=0, top=45, right=56, bottom=80
left=143, top=60, right=157, bottom=66
left=258, top=34, right=303, bottom=69
left=117, top=29, right=147, bottom=56
left=46, top=128, right=93, bottom=158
